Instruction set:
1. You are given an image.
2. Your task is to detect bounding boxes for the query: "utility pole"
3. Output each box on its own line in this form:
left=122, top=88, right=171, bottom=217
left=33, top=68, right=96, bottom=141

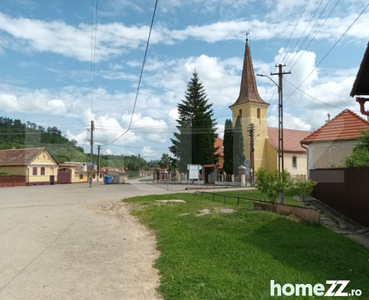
left=138, top=153, right=140, bottom=177
left=97, top=145, right=101, bottom=183
left=271, top=64, right=290, bottom=178
left=271, top=64, right=290, bottom=203
left=89, top=120, right=94, bottom=187
left=247, top=123, right=255, bottom=185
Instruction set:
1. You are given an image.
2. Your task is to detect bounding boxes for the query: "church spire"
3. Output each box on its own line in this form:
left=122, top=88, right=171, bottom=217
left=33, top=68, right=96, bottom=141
left=230, top=35, right=268, bottom=107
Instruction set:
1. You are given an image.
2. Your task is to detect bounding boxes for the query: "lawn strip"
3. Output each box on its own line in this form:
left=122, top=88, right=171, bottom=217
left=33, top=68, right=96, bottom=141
left=124, top=192, right=369, bottom=300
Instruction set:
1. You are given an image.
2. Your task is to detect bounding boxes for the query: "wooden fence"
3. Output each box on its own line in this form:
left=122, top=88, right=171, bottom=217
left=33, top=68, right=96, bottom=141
left=0, top=175, right=27, bottom=187
left=310, top=168, right=369, bottom=227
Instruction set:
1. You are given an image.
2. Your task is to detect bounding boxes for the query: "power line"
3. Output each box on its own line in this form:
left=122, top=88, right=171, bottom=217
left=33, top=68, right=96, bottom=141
left=279, top=0, right=311, bottom=64
left=289, top=0, right=340, bottom=71
left=103, top=0, right=159, bottom=146
left=286, top=0, right=329, bottom=67
left=90, top=0, right=99, bottom=120
left=285, top=3, right=369, bottom=101
left=284, top=78, right=345, bottom=110
left=285, top=0, right=325, bottom=67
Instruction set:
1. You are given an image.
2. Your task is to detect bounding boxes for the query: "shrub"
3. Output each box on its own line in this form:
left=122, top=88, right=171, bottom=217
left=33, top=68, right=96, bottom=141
left=255, top=169, right=292, bottom=203
left=290, top=179, right=317, bottom=202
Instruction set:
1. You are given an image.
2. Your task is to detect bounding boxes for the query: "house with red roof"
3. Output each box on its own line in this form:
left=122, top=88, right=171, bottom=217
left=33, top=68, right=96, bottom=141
left=301, top=109, right=369, bottom=170
left=266, top=128, right=312, bottom=178
left=214, top=137, right=224, bottom=169
left=0, top=147, right=59, bottom=186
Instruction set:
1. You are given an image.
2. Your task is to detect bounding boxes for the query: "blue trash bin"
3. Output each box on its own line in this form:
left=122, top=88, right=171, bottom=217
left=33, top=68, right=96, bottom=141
left=104, top=175, right=112, bottom=184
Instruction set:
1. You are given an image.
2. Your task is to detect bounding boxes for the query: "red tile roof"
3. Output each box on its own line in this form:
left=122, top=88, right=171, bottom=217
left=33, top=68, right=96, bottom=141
left=268, top=128, right=312, bottom=153
left=214, top=137, right=224, bottom=156
left=0, top=148, right=46, bottom=166
left=301, top=109, right=369, bottom=143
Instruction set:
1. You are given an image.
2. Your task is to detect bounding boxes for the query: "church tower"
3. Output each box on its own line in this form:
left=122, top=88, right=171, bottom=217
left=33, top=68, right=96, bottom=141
left=229, top=37, right=269, bottom=170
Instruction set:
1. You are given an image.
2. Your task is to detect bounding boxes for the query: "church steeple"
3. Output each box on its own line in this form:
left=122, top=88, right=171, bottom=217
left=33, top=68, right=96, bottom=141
left=230, top=36, right=268, bottom=107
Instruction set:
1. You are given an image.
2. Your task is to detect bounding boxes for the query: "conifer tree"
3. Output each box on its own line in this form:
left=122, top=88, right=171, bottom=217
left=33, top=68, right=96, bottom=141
left=170, top=71, right=217, bottom=173
left=233, top=115, right=245, bottom=174
left=223, top=119, right=233, bottom=180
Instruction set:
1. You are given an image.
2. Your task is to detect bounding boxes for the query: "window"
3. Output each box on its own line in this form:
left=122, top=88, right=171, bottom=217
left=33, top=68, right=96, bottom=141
left=257, top=108, right=261, bottom=119
left=79, top=174, right=83, bottom=179
left=93, top=174, right=96, bottom=179
left=33, top=167, right=37, bottom=175
left=239, top=109, right=243, bottom=117
left=292, top=156, right=297, bottom=169
left=41, top=167, right=45, bottom=175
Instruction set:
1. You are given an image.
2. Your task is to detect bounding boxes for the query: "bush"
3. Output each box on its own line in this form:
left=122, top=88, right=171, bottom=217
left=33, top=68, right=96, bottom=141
left=290, top=179, right=317, bottom=202
left=344, top=148, right=369, bottom=168
left=255, top=169, right=292, bottom=203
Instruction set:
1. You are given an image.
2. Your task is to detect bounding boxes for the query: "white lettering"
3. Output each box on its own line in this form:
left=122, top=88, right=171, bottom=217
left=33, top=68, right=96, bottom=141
left=354, top=289, right=362, bottom=296
left=270, top=280, right=355, bottom=297
left=270, top=280, right=281, bottom=296
left=335, top=280, right=349, bottom=296
left=325, top=280, right=338, bottom=296
left=295, top=284, right=313, bottom=296
left=313, top=283, right=325, bottom=296
left=282, top=284, right=295, bottom=296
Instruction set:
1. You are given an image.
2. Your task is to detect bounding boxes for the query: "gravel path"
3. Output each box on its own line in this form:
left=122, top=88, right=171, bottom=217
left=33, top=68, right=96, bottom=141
left=0, top=181, right=177, bottom=300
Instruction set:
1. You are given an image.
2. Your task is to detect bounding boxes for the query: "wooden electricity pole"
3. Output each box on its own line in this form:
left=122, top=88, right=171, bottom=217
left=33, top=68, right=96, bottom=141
left=271, top=64, right=290, bottom=203
left=89, top=120, right=94, bottom=187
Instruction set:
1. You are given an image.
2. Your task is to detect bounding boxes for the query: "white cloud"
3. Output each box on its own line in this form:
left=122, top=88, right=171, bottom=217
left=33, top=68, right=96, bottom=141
left=1, top=6, right=368, bottom=62
left=141, top=146, right=156, bottom=159
left=216, top=124, right=225, bottom=139
left=104, top=148, right=113, bottom=155
left=0, top=90, right=67, bottom=115
left=0, top=12, right=149, bottom=62
left=66, top=114, right=143, bottom=146
left=122, top=113, right=168, bottom=144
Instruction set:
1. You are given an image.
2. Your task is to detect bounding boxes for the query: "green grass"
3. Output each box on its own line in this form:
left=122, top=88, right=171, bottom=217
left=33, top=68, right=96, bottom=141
left=139, top=178, right=154, bottom=182
left=124, top=192, right=369, bottom=300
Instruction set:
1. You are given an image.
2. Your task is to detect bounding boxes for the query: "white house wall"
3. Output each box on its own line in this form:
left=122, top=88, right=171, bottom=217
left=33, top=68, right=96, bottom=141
left=307, top=140, right=357, bottom=169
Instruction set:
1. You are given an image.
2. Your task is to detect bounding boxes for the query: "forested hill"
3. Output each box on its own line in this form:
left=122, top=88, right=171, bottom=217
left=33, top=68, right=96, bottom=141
left=0, top=117, right=87, bottom=163
left=0, top=117, right=154, bottom=170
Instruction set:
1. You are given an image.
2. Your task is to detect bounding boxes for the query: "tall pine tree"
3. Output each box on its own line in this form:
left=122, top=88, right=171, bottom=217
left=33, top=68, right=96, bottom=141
left=223, top=119, right=233, bottom=180
left=233, top=115, right=245, bottom=174
left=170, top=71, right=217, bottom=173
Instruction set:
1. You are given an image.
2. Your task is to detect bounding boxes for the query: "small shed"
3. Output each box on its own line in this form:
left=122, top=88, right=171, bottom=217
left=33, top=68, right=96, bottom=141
left=107, top=170, right=126, bottom=184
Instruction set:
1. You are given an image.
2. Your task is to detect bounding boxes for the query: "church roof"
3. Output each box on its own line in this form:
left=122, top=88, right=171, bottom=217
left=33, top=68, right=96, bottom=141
left=230, top=40, right=268, bottom=107
left=301, top=109, right=369, bottom=143
left=350, top=42, right=369, bottom=97
left=268, top=128, right=311, bottom=153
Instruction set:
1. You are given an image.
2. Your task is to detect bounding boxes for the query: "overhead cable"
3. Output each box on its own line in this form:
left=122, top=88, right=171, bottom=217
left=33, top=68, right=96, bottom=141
left=103, top=0, right=159, bottom=146
left=285, top=3, right=369, bottom=101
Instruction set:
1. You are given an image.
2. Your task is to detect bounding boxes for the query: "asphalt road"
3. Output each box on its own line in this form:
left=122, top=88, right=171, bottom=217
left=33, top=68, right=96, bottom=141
left=0, top=180, right=186, bottom=300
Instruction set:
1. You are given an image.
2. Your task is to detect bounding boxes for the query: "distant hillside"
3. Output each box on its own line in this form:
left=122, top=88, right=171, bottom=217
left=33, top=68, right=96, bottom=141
left=0, top=117, right=150, bottom=169
left=0, top=117, right=88, bottom=163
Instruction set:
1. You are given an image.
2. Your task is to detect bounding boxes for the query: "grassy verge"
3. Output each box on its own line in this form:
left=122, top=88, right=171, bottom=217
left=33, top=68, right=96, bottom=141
left=139, top=178, right=154, bottom=182
left=124, top=192, right=369, bottom=300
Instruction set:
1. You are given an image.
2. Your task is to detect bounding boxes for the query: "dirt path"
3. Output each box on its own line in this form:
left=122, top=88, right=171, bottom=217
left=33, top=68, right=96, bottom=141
left=0, top=182, right=175, bottom=299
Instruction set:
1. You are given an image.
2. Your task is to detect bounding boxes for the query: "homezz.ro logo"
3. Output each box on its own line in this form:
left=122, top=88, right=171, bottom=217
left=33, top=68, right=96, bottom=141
left=270, top=280, right=362, bottom=297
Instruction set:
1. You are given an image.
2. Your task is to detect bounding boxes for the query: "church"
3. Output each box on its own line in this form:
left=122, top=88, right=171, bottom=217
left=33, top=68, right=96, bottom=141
left=228, top=39, right=311, bottom=179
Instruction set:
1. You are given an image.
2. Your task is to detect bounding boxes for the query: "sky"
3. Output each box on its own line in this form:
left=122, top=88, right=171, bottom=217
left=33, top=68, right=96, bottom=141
left=0, top=0, right=369, bottom=160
